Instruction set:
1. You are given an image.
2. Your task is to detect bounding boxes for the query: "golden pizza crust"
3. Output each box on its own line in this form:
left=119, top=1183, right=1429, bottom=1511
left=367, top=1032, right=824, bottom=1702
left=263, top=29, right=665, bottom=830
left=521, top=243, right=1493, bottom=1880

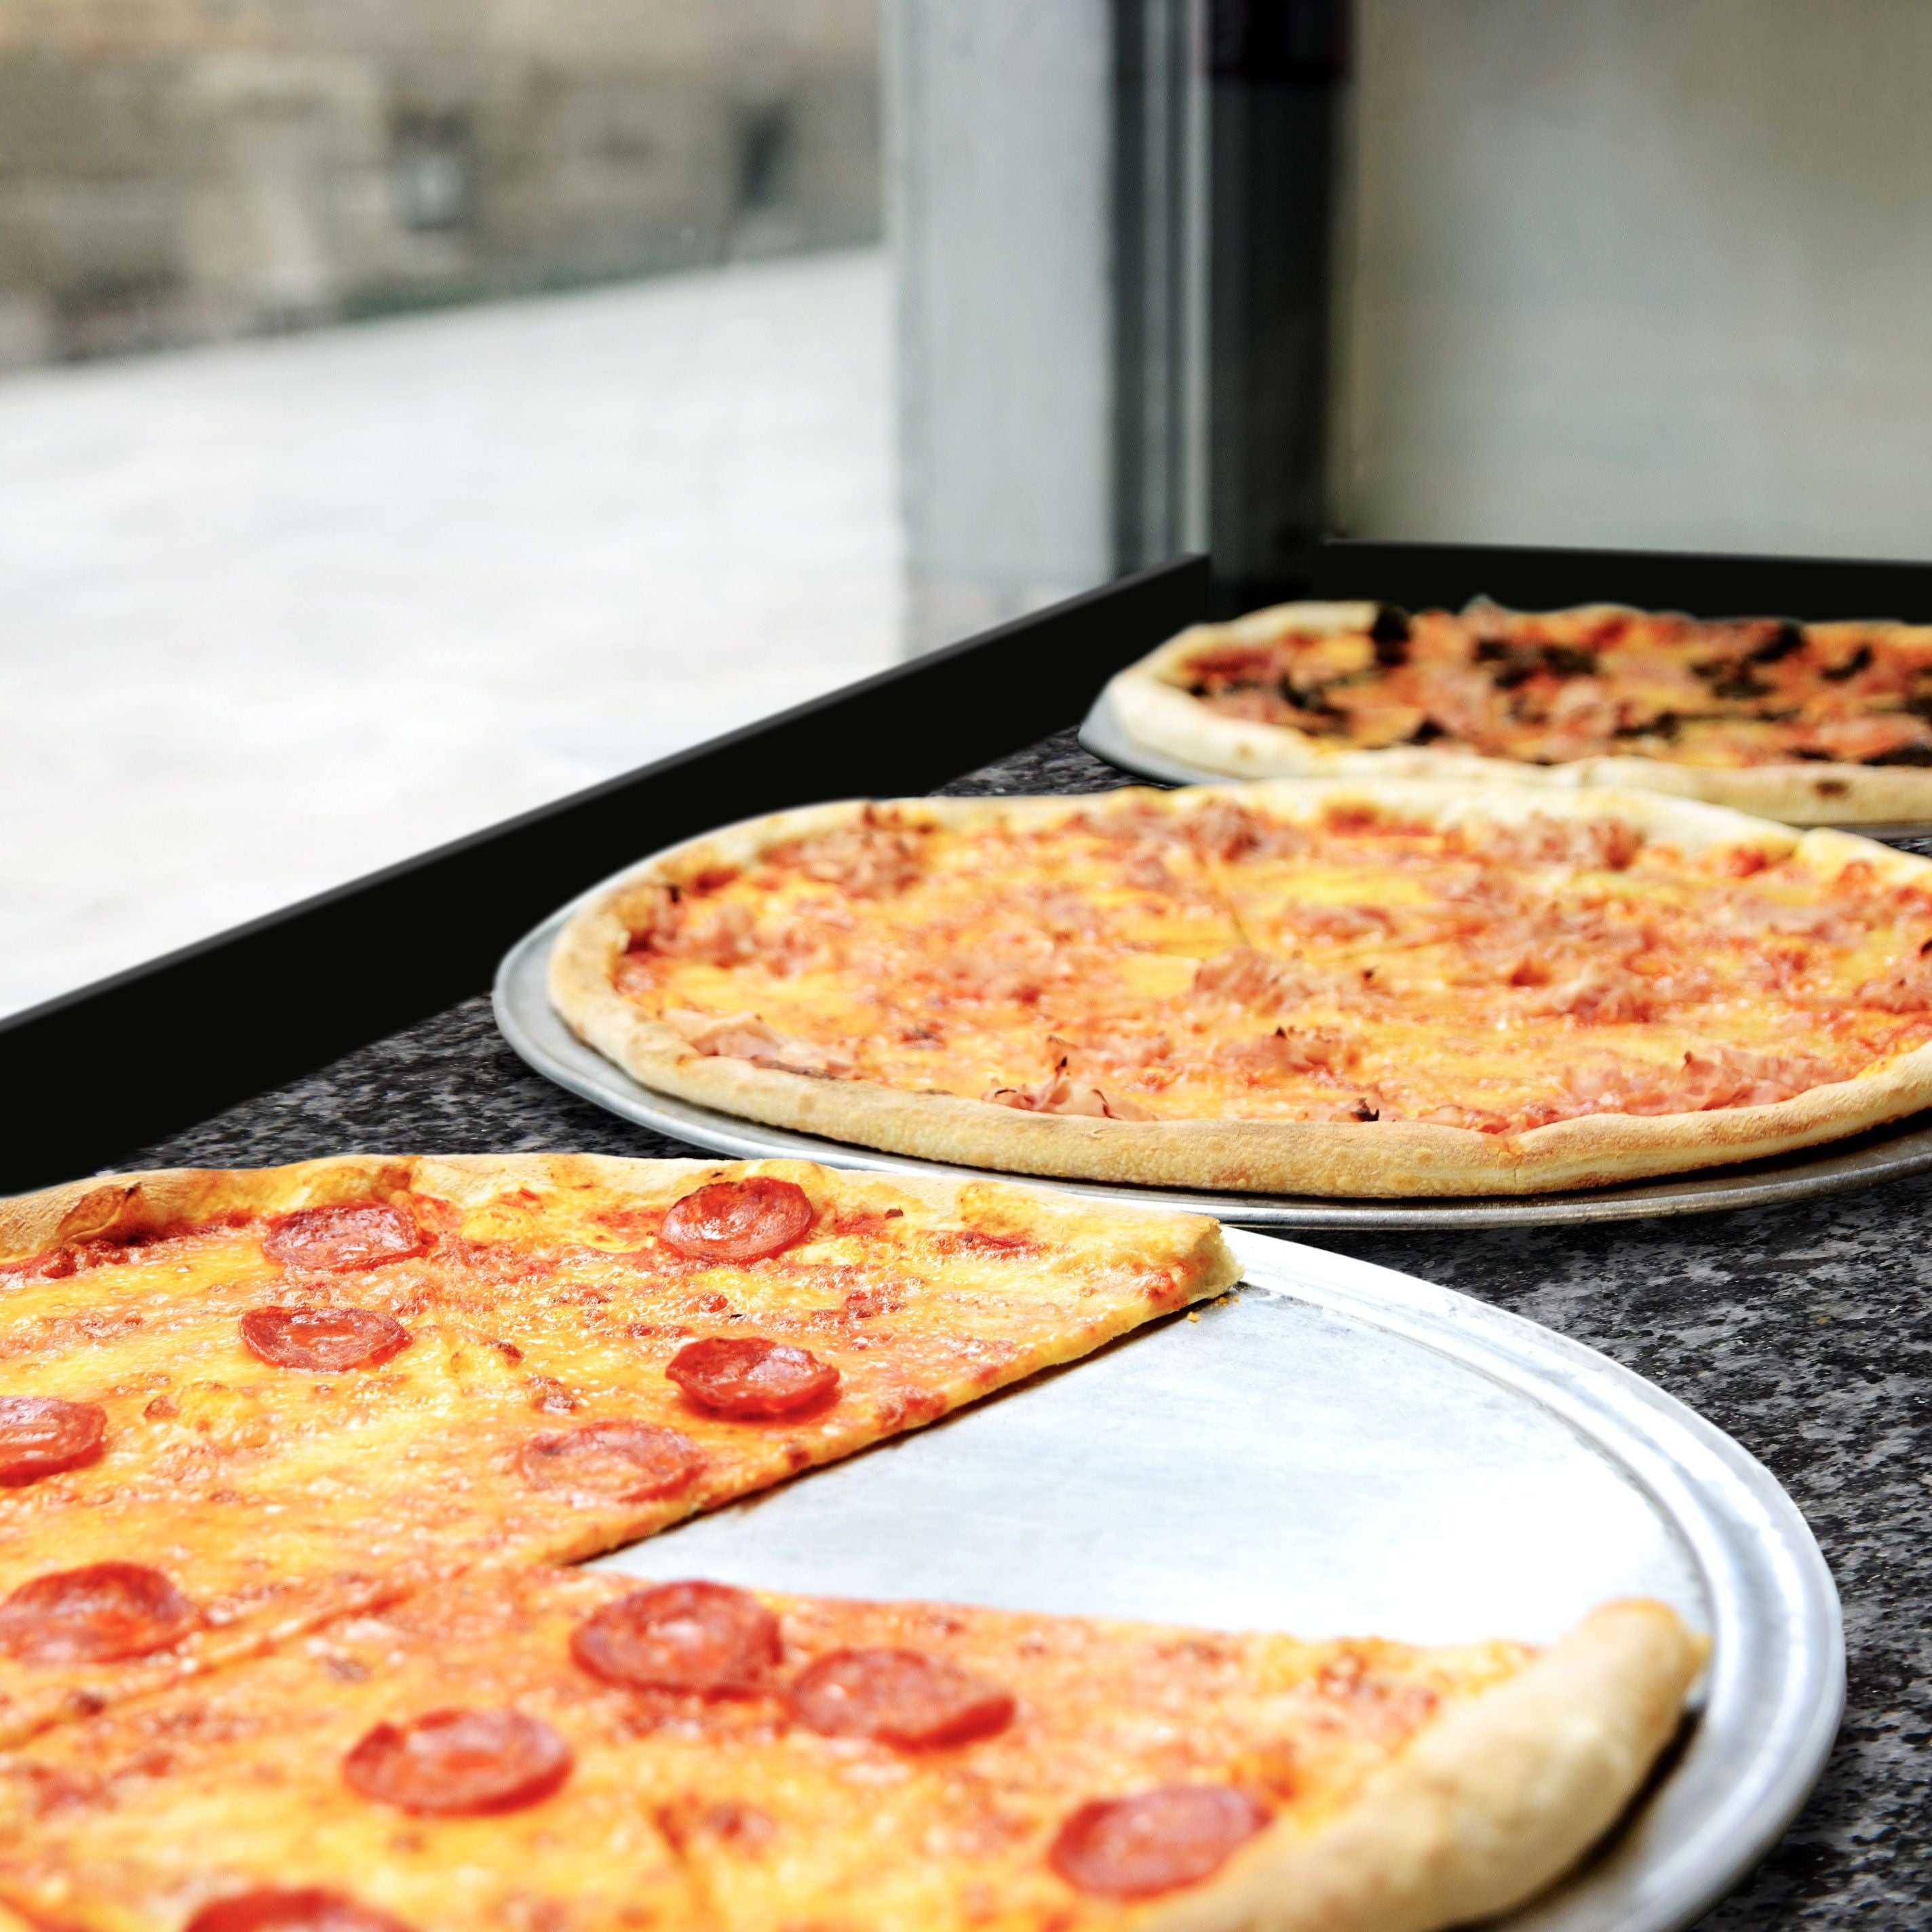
left=1106, top=605, right=1932, bottom=826
left=0, top=1151, right=1233, bottom=1273
left=0, top=1153, right=422, bottom=1262
left=549, top=784, right=1932, bottom=1197
left=1150, top=1600, right=1705, bottom=1932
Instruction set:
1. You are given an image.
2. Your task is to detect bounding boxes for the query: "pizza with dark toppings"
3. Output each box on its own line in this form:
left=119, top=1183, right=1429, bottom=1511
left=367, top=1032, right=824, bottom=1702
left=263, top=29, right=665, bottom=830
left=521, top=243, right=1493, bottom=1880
left=549, top=783, right=1932, bottom=1197
left=0, top=1155, right=1234, bottom=1744
left=1104, top=597, right=1932, bottom=823
left=0, top=1564, right=1701, bottom=1932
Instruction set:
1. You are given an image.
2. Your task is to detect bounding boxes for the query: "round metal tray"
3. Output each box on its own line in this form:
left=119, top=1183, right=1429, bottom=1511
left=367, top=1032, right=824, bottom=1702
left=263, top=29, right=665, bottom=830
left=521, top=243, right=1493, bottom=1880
left=1077, top=687, right=1932, bottom=841
left=496, top=907, right=1932, bottom=1228
left=596, top=1227, right=1843, bottom=1932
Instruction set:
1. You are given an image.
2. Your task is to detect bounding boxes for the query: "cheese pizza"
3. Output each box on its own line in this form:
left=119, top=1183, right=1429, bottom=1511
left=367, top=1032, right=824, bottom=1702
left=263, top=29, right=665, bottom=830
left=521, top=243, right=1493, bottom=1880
left=549, top=781, right=1932, bottom=1197
left=0, top=1564, right=1703, bottom=1932
left=1105, top=597, right=1932, bottom=824
left=0, top=1155, right=1235, bottom=1745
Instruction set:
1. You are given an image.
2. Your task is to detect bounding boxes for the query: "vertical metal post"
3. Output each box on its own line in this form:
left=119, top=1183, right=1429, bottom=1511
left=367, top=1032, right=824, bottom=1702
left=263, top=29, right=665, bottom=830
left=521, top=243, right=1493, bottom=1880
left=1202, top=0, right=1346, bottom=609
left=1110, top=0, right=1211, bottom=573
left=896, top=1, right=1342, bottom=639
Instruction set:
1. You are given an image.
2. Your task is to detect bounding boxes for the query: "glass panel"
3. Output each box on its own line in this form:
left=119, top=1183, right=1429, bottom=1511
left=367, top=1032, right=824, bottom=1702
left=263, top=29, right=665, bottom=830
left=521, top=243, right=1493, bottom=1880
left=1, top=1, right=889, bottom=1017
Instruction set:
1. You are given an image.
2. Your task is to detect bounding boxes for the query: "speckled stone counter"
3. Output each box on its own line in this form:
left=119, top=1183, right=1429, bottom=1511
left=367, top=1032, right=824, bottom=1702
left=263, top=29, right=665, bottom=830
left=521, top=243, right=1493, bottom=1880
left=132, top=730, right=1932, bottom=1930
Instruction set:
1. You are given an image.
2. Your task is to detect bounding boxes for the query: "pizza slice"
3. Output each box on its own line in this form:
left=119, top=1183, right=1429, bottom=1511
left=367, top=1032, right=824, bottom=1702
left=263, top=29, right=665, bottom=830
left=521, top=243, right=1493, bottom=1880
left=0, top=1566, right=1703, bottom=1932
left=0, top=1155, right=1236, bottom=1746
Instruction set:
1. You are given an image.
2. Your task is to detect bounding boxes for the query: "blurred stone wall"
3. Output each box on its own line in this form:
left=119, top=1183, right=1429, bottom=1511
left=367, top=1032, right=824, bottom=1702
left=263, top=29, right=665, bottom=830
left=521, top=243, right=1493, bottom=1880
left=0, top=0, right=881, bottom=364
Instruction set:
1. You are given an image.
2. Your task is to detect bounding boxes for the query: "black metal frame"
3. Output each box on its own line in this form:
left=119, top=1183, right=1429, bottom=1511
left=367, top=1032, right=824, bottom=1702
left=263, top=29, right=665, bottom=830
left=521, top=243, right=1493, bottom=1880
left=13, top=535, right=1932, bottom=1199
left=0, top=560, right=1209, bottom=1194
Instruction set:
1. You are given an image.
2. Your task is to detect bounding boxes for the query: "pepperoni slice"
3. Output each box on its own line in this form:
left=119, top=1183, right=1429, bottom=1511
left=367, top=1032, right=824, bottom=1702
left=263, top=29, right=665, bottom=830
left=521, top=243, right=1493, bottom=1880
left=263, top=1203, right=423, bottom=1273
left=1049, top=1785, right=1270, bottom=1898
left=0, top=1395, right=107, bottom=1486
left=659, top=1178, right=815, bottom=1263
left=790, top=1648, right=1016, bottom=1749
left=187, top=1890, right=414, bottom=1932
left=665, top=1336, right=839, bottom=1418
left=517, top=1421, right=705, bottom=1504
left=570, top=1580, right=780, bottom=1695
left=0, top=1562, right=197, bottom=1664
left=240, top=1307, right=409, bottom=1372
left=341, top=1707, right=572, bottom=1816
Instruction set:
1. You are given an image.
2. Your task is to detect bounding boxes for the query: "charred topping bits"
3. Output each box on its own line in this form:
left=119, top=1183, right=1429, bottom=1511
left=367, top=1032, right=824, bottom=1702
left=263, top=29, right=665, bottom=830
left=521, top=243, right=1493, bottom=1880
left=1182, top=603, right=1932, bottom=768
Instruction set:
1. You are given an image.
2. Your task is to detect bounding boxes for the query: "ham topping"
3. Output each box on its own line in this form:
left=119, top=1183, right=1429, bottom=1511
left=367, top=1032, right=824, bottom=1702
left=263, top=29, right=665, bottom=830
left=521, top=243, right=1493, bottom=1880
left=1176, top=800, right=1307, bottom=862
left=1269, top=902, right=1393, bottom=943
left=1123, top=849, right=1183, bottom=892
left=986, top=1062, right=1151, bottom=1121
left=1562, top=1044, right=1845, bottom=1116
left=1522, top=964, right=1660, bottom=1025
left=762, top=820, right=927, bottom=897
left=931, top=952, right=1075, bottom=1005
left=1462, top=815, right=1643, bottom=872
left=1854, top=948, right=1932, bottom=1012
left=1192, top=949, right=1309, bottom=1009
left=660, top=1010, right=853, bottom=1079
left=1214, top=1028, right=1351, bottom=1077
left=1048, top=1032, right=1174, bottom=1077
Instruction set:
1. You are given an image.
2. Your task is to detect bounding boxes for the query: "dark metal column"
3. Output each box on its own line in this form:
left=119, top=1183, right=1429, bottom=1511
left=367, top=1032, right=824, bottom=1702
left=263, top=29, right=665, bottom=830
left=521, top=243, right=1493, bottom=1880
left=1203, top=0, right=1347, bottom=610
left=1112, top=0, right=1207, bottom=575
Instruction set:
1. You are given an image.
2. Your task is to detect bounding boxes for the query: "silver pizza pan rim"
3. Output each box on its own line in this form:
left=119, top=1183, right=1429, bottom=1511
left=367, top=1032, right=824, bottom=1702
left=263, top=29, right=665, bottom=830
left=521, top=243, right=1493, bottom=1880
left=1218, top=1231, right=1841, bottom=1932
left=1077, top=687, right=1932, bottom=840
left=495, top=910, right=1932, bottom=1227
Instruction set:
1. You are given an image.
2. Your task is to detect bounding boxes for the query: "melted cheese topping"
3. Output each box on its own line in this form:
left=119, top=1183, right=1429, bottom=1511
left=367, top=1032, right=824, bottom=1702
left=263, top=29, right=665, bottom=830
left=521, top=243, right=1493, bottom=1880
left=0, top=1566, right=1532, bottom=1932
left=615, top=798, right=1932, bottom=1134
left=0, top=1165, right=1225, bottom=1747
left=1179, top=602, right=1932, bottom=769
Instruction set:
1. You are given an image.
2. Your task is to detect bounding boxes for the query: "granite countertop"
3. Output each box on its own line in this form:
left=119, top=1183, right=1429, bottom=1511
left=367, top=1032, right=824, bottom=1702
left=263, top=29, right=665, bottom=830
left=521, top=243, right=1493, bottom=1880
left=132, top=730, right=1931, bottom=1929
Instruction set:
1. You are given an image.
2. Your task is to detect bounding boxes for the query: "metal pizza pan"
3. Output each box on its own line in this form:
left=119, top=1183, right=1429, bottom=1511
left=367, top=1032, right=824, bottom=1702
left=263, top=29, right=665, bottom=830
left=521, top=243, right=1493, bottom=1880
left=495, top=907, right=1932, bottom=1228
left=590, top=1227, right=1842, bottom=1932
left=1077, top=688, right=1932, bottom=841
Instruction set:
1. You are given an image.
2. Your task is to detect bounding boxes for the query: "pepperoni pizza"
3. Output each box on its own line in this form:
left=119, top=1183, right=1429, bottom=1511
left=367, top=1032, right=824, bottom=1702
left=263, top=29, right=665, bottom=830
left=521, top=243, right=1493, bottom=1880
left=1106, top=596, right=1932, bottom=824
left=549, top=781, right=1932, bottom=1197
left=0, top=1154, right=1235, bottom=1745
left=0, top=1565, right=1702, bottom=1932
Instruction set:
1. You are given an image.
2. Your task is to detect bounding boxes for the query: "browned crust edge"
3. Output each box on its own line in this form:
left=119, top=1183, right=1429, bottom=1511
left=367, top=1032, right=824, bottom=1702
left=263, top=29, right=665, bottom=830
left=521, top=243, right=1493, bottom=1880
left=1147, top=1600, right=1706, bottom=1932
left=547, top=784, right=1932, bottom=1198
left=1106, top=604, right=1932, bottom=828
left=0, top=1153, right=1240, bottom=1292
